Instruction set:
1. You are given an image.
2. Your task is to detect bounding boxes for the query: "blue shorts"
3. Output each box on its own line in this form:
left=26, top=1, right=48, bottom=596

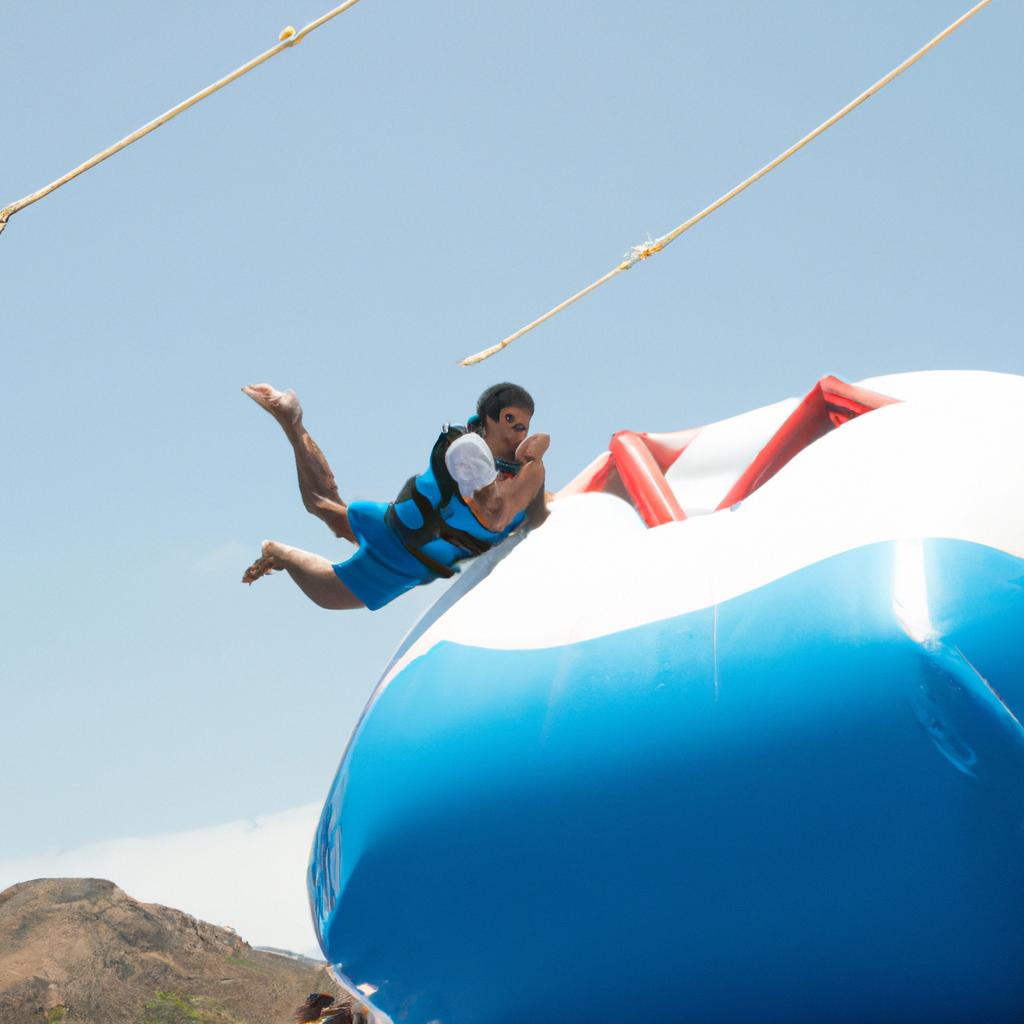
left=333, top=502, right=436, bottom=611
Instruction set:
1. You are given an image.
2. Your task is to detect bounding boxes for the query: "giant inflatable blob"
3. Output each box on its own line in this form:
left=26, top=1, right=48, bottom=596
left=308, top=370, right=1024, bottom=1023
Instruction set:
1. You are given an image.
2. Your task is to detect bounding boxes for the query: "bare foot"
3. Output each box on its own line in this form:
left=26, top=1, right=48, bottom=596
left=242, top=540, right=288, bottom=584
left=241, top=383, right=303, bottom=426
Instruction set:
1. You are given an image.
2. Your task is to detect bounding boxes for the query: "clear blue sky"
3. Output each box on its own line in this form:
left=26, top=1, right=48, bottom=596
left=2, top=0, right=1020, bottom=860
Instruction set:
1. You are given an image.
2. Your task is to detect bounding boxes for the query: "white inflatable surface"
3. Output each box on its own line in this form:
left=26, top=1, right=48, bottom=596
left=384, top=370, right=1024, bottom=676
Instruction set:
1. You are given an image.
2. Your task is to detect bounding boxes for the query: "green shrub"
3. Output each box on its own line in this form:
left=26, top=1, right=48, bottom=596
left=142, top=992, right=201, bottom=1024
left=141, top=991, right=241, bottom=1024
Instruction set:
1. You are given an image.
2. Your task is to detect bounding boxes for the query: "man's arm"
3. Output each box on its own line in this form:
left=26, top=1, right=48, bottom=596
left=524, top=476, right=550, bottom=529
left=471, top=433, right=550, bottom=532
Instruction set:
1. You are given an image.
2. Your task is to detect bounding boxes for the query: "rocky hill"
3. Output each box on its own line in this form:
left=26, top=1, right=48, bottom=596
left=0, top=878, right=348, bottom=1024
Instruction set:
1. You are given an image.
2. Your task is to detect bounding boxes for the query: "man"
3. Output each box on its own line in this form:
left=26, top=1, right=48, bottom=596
left=240, top=382, right=549, bottom=611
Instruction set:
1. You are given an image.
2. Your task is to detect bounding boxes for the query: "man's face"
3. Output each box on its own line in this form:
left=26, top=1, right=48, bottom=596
left=488, top=405, right=532, bottom=458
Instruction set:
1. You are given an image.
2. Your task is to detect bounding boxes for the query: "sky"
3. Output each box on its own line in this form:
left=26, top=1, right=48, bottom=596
left=2, top=0, right=1021, bottom=949
left=0, top=805, right=323, bottom=956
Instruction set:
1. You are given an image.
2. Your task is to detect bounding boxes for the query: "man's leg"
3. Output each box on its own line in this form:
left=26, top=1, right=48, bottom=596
left=242, top=383, right=356, bottom=544
left=242, top=541, right=365, bottom=610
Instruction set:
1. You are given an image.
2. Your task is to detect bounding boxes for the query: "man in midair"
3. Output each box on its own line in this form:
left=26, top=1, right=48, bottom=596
left=241, top=381, right=549, bottom=611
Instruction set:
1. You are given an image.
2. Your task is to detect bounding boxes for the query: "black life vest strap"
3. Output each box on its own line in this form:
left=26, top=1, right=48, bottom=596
left=384, top=494, right=457, bottom=580
left=439, top=522, right=492, bottom=557
left=383, top=424, right=501, bottom=579
left=396, top=530, right=458, bottom=580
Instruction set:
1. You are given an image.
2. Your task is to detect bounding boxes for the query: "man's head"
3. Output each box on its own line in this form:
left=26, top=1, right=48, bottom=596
left=474, top=383, right=535, bottom=460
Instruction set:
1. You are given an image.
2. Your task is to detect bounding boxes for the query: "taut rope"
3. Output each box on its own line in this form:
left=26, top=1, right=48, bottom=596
left=0, top=0, right=365, bottom=236
left=459, top=0, right=993, bottom=366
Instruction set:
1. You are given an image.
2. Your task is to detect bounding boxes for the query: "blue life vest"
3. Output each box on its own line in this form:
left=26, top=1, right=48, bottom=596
left=385, top=425, right=527, bottom=579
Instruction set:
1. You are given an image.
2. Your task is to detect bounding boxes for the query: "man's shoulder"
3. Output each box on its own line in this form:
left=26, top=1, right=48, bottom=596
left=444, top=432, right=481, bottom=455
left=444, top=433, right=497, bottom=498
left=444, top=432, right=495, bottom=468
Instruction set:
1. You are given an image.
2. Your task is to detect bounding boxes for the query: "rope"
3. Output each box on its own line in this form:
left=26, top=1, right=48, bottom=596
left=460, top=0, right=993, bottom=367
left=0, top=0, right=365, bottom=236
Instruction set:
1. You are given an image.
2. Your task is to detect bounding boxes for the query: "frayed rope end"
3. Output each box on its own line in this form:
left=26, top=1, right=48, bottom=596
left=623, top=235, right=666, bottom=267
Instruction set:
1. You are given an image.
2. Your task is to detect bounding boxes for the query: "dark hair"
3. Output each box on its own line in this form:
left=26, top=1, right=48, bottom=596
left=475, top=383, right=535, bottom=426
left=292, top=994, right=352, bottom=1023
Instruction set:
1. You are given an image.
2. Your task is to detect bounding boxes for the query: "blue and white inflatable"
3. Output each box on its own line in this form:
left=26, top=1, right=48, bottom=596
left=308, top=370, right=1024, bottom=1023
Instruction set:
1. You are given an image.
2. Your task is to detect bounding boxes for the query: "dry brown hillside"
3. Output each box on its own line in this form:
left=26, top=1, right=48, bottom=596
left=0, top=878, right=348, bottom=1024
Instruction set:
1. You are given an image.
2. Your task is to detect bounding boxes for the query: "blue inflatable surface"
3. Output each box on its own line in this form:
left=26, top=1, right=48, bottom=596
left=308, top=372, right=1024, bottom=1023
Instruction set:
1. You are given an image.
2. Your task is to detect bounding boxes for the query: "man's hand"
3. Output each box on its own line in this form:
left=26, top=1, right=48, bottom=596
left=515, top=433, right=550, bottom=463
left=471, top=434, right=550, bottom=533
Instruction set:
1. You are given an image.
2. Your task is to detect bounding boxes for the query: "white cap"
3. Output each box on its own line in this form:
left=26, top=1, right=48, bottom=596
left=445, top=432, right=498, bottom=498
